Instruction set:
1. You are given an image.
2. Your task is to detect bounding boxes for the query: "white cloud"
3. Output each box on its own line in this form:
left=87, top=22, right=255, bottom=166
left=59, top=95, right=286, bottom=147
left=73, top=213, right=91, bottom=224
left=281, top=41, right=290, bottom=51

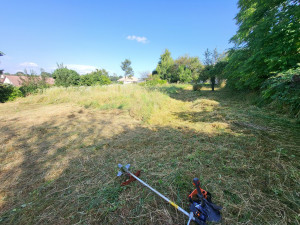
left=19, top=62, right=38, bottom=67
left=127, top=35, right=148, bottom=44
left=65, top=64, right=97, bottom=74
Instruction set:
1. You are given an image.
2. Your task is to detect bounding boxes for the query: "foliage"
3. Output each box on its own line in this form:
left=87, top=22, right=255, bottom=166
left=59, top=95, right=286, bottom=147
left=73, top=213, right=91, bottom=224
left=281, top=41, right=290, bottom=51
left=155, top=49, right=174, bottom=81
left=226, top=0, right=300, bottom=90
left=0, top=51, right=4, bottom=75
left=19, top=74, right=50, bottom=96
left=174, top=55, right=203, bottom=82
left=40, top=68, right=52, bottom=77
left=120, top=59, right=134, bottom=78
left=199, top=49, right=227, bottom=91
left=193, top=83, right=203, bottom=91
left=108, top=74, right=122, bottom=82
left=261, top=66, right=300, bottom=116
left=80, top=69, right=112, bottom=86
left=53, top=66, right=80, bottom=87
left=177, top=65, right=192, bottom=83
left=16, top=71, right=25, bottom=76
left=154, top=50, right=203, bottom=83
left=0, top=84, right=23, bottom=102
left=139, top=75, right=167, bottom=86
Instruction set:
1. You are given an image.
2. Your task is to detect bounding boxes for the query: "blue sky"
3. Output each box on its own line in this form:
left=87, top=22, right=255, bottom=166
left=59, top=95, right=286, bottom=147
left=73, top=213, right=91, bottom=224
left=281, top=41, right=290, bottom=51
left=1, top=0, right=238, bottom=77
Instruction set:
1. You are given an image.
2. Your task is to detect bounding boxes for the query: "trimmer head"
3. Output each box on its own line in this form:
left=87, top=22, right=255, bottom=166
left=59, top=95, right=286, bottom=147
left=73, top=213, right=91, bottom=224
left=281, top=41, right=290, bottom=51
left=117, top=163, right=141, bottom=186
left=117, top=163, right=131, bottom=176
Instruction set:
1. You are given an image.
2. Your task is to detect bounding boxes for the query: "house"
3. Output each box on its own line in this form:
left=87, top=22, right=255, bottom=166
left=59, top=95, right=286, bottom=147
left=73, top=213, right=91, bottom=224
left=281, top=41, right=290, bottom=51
left=1, top=75, right=55, bottom=87
left=117, top=76, right=142, bottom=84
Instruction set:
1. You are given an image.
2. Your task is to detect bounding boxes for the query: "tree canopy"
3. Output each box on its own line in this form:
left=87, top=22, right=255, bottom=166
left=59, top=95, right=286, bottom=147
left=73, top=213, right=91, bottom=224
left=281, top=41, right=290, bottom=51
left=80, top=69, right=111, bottom=86
left=53, top=67, right=80, bottom=87
left=154, top=50, right=203, bottom=83
left=121, top=59, right=134, bottom=78
left=226, top=0, right=300, bottom=90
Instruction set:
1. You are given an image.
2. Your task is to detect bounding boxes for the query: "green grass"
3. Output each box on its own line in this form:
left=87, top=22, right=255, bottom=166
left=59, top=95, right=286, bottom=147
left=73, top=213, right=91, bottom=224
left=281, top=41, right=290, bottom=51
left=19, top=84, right=170, bottom=122
left=0, top=84, right=299, bottom=224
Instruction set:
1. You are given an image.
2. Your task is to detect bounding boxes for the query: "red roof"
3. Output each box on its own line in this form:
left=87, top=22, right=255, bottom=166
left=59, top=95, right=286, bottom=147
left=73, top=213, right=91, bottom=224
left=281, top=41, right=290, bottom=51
left=4, top=75, right=55, bottom=87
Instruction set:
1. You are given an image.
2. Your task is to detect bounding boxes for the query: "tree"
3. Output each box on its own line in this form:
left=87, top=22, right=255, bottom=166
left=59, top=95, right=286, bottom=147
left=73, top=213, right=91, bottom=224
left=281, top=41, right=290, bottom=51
left=175, top=55, right=203, bottom=82
left=80, top=69, right=111, bottom=86
left=226, top=0, right=300, bottom=90
left=177, top=65, right=192, bottom=83
left=16, top=71, right=25, bottom=76
left=0, top=51, right=4, bottom=75
left=52, top=64, right=80, bottom=87
left=121, top=59, right=134, bottom=79
left=109, top=73, right=122, bottom=82
left=200, top=48, right=227, bottom=91
left=155, top=49, right=174, bottom=81
left=40, top=68, right=52, bottom=77
left=140, top=71, right=151, bottom=81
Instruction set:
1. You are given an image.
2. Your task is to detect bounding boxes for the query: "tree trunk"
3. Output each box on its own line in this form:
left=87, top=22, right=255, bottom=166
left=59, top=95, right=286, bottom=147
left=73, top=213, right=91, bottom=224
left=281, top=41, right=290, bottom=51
left=211, top=76, right=215, bottom=91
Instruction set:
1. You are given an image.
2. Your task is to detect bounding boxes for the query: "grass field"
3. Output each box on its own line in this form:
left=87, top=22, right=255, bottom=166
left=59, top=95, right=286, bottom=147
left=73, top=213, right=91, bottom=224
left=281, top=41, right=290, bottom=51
left=0, top=84, right=299, bottom=224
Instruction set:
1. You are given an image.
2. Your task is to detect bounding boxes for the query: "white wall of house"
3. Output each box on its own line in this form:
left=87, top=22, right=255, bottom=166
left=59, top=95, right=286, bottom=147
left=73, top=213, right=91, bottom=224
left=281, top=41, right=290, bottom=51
left=3, top=77, right=13, bottom=85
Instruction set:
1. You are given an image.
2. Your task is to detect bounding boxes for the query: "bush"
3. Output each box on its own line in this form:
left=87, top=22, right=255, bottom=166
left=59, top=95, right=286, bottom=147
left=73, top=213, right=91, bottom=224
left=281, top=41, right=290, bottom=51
left=140, top=76, right=167, bottom=86
left=19, top=75, right=50, bottom=96
left=53, top=68, right=80, bottom=87
left=0, top=84, right=23, bottom=102
left=193, top=83, right=203, bottom=91
left=261, top=65, right=300, bottom=116
left=80, top=70, right=112, bottom=86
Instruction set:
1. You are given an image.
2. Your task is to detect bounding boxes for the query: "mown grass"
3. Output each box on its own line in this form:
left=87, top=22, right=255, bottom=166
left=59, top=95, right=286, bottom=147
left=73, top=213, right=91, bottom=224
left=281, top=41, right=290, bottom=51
left=0, top=84, right=299, bottom=224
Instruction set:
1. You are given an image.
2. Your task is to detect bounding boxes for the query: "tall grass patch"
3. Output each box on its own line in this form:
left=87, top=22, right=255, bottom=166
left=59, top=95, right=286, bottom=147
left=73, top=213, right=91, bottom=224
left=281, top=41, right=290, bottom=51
left=20, top=84, right=169, bottom=122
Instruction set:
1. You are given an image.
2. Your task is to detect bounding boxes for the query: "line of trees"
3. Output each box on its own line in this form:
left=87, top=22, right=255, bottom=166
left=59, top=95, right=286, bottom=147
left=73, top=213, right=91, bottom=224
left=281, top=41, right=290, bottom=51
left=52, top=63, right=128, bottom=87
left=152, top=48, right=227, bottom=91
left=152, top=0, right=299, bottom=115
left=224, top=0, right=300, bottom=115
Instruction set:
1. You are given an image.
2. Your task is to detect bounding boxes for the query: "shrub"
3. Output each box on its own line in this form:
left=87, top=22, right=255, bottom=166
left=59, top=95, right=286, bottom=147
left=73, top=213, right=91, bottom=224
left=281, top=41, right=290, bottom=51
left=140, top=75, right=167, bottom=86
left=19, top=75, right=50, bottom=96
left=80, top=70, right=112, bottom=86
left=261, top=65, right=300, bottom=116
left=53, top=68, right=80, bottom=87
left=0, top=84, right=23, bottom=102
left=193, top=83, right=203, bottom=91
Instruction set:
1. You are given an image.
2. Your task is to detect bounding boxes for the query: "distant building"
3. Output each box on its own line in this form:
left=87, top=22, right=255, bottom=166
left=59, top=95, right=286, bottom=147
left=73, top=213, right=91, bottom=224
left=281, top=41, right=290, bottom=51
left=0, top=74, right=4, bottom=84
left=117, top=76, right=142, bottom=84
left=1, top=75, right=55, bottom=87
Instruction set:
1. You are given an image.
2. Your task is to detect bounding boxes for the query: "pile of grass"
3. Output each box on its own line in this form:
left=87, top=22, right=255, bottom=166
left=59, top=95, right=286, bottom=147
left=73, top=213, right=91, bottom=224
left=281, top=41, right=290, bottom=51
left=19, top=84, right=170, bottom=122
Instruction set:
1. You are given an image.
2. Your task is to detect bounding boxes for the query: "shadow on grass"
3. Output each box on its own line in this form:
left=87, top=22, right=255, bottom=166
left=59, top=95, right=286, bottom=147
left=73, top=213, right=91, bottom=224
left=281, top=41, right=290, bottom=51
left=0, top=105, right=299, bottom=225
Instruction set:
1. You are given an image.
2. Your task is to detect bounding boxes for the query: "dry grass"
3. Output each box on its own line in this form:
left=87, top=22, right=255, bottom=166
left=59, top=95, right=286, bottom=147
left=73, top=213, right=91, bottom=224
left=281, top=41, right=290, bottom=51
left=0, top=84, right=299, bottom=224
left=17, top=85, right=169, bottom=122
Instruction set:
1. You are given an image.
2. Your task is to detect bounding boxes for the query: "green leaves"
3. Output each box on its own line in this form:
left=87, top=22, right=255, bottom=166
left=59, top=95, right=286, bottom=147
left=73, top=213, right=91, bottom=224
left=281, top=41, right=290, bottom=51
left=154, top=50, right=203, bottom=83
left=156, top=49, right=174, bottom=81
left=261, top=65, right=300, bottom=115
left=121, top=59, right=134, bottom=78
left=80, top=69, right=111, bottom=86
left=227, top=0, right=300, bottom=90
left=53, top=68, right=80, bottom=87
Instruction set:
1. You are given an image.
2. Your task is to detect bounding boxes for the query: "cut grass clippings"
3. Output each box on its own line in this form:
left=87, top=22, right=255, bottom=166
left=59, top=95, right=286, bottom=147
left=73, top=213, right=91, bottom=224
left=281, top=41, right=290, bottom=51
left=0, top=84, right=299, bottom=224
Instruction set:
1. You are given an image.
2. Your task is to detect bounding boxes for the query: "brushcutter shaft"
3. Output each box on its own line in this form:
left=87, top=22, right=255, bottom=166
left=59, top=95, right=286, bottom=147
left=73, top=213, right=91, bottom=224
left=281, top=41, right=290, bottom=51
left=127, top=171, right=194, bottom=220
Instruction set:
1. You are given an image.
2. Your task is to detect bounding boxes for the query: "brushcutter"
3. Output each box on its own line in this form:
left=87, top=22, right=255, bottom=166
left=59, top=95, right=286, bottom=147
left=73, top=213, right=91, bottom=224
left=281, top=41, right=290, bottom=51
left=117, top=164, right=222, bottom=225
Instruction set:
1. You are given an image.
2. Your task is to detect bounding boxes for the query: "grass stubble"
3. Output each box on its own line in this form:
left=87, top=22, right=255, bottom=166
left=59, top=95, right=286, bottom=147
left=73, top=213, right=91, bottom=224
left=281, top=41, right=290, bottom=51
left=0, top=84, right=299, bottom=224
